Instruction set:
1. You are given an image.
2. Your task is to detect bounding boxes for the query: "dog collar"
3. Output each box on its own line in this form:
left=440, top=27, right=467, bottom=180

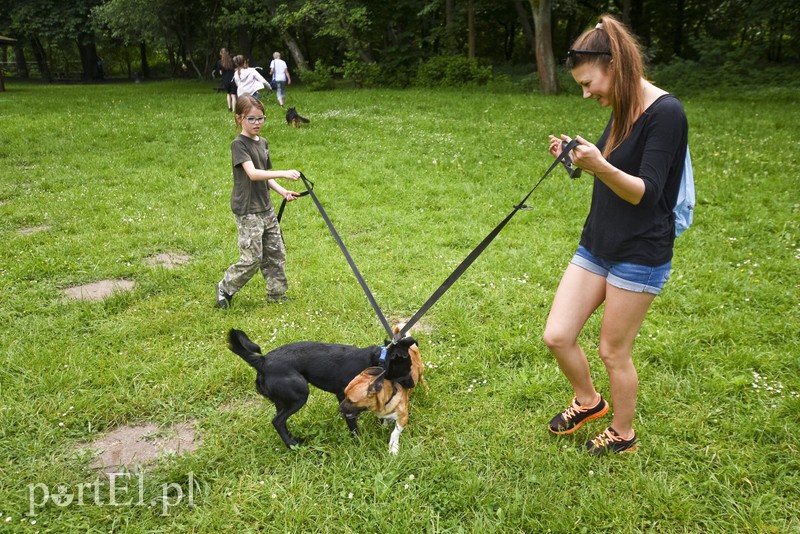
left=379, top=345, right=388, bottom=364
left=384, top=383, right=399, bottom=407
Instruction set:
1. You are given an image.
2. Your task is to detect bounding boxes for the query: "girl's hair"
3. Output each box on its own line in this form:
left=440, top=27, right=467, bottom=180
left=232, top=54, right=247, bottom=74
left=234, top=95, right=264, bottom=132
left=567, top=14, right=645, bottom=158
left=220, top=48, right=234, bottom=70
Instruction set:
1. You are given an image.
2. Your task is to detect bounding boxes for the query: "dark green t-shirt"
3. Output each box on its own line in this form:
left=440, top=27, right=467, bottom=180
left=230, top=134, right=273, bottom=215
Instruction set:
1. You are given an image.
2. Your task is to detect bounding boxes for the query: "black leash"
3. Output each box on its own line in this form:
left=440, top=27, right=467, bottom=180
left=298, top=173, right=395, bottom=339
left=280, top=140, right=579, bottom=344
left=394, top=139, right=579, bottom=341
left=276, top=180, right=313, bottom=223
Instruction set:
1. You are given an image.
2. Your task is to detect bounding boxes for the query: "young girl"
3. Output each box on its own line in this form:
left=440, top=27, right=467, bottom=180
left=232, top=55, right=270, bottom=99
left=216, top=95, right=301, bottom=308
left=214, top=48, right=237, bottom=111
left=542, top=14, right=688, bottom=455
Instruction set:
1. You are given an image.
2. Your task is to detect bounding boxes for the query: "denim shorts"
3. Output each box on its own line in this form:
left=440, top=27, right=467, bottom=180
left=570, top=245, right=671, bottom=295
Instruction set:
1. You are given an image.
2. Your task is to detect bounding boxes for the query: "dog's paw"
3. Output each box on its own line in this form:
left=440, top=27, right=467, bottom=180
left=286, top=436, right=304, bottom=448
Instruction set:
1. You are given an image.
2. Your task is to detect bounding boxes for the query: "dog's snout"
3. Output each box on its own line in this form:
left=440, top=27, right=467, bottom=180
left=339, top=399, right=365, bottom=419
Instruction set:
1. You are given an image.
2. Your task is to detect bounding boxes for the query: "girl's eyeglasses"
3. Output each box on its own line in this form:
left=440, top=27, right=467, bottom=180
left=245, top=116, right=266, bottom=124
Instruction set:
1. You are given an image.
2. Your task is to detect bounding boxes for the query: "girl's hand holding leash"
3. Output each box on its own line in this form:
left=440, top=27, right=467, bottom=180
left=283, top=190, right=301, bottom=202
left=283, top=170, right=301, bottom=181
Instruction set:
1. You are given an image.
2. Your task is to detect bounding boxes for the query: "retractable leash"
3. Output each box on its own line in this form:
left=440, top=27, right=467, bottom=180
left=393, top=139, right=580, bottom=342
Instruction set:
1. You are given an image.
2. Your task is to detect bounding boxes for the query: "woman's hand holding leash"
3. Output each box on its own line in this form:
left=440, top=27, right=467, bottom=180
left=570, top=135, right=605, bottom=175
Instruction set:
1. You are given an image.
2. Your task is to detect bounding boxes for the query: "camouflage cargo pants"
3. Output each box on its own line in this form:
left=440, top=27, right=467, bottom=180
left=220, top=209, right=288, bottom=298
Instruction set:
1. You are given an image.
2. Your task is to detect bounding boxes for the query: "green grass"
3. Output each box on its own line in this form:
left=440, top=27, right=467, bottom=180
left=1, top=79, right=799, bottom=532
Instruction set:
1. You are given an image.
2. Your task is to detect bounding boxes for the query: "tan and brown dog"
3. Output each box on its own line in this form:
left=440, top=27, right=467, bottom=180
left=339, top=329, right=424, bottom=454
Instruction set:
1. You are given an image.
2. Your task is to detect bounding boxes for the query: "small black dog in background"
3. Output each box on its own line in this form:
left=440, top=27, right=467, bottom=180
left=285, top=107, right=310, bottom=128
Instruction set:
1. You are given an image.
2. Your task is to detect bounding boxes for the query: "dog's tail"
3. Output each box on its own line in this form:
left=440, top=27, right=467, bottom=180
left=297, top=114, right=310, bottom=123
left=228, top=329, right=266, bottom=370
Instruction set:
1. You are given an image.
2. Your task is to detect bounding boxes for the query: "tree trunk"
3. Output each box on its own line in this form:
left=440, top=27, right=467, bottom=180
left=140, top=41, right=150, bottom=78
left=529, top=0, right=558, bottom=94
left=238, top=27, right=252, bottom=64
left=77, top=37, right=98, bottom=80
left=467, top=0, right=476, bottom=60
left=282, top=31, right=308, bottom=71
left=672, top=0, right=685, bottom=57
left=445, top=0, right=457, bottom=53
left=14, top=44, right=29, bottom=79
left=30, top=37, right=52, bottom=82
left=513, top=0, right=536, bottom=56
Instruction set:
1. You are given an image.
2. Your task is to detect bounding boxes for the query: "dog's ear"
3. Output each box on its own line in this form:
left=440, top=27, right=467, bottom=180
left=364, top=367, right=386, bottom=394
left=400, top=336, right=418, bottom=349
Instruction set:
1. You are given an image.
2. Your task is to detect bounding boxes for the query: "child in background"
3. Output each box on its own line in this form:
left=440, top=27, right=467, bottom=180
left=214, top=48, right=237, bottom=111
left=216, top=95, right=301, bottom=308
left=232, top=55, right=270, bottom=99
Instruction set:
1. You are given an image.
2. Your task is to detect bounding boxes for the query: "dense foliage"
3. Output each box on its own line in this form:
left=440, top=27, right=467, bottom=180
left=0, top=0, right=797, bottom=89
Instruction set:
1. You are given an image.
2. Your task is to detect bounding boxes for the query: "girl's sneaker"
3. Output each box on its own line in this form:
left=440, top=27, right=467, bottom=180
left=216, top=283, right=232, bottom=309
left=548, top=395, right=609, bottom=434
left=585, top=427, right=638, bottom=455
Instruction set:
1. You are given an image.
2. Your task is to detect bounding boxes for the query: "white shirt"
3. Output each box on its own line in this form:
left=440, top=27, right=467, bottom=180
left=270, top=59, right=289, bottom=82
left=234, top=68, right=267, bottom=97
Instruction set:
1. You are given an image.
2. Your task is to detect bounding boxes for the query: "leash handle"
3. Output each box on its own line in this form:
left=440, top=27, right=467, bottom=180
left=395, top=140, right=579, bottom=341
left=276, top=179, right=313, bottom=223
left=299, top=173, right=395, bottom=339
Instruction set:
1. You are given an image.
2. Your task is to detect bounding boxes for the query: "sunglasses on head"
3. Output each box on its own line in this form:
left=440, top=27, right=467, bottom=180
left=566, top=49, right=612, bottom=58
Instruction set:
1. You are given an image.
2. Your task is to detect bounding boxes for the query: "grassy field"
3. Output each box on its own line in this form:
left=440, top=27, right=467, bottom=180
left=0, top=79, right=798, bottom=532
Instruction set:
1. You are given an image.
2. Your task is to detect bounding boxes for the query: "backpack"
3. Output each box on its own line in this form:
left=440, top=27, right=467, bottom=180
left=674, top=145, right=695, bottom=237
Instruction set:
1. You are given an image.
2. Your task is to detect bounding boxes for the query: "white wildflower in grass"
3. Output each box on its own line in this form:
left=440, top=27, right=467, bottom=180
left=408, top=474, right=415, bottom=480
left=348, top=492, right=354, bottom=499
left=751, top=370, right=797, bottom=399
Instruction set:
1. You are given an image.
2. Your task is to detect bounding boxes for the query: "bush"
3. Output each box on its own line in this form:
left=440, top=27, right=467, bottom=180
left=299, top=60, right=336, bottom=91
left=650, top=37, right=798, bottom=95
left=341, top=52, right=381, bottom=88
left=413, top=55, right=492, bottom=88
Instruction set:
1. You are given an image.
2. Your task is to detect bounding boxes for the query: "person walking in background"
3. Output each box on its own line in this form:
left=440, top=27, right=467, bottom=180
left=541, top=14, right=688, bottom=455
left=269, top=52, right=291, bottom=107
left=233, top=55, right=270, bottom=100
left=216, top=95, right=301, bottom=309
left=214, top=48, right=237, bottom=111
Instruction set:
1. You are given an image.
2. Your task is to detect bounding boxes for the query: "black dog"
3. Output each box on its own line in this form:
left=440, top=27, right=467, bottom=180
left=285, top=107, right=310, bottom=128
left=227, top=328, right=417, bottom=447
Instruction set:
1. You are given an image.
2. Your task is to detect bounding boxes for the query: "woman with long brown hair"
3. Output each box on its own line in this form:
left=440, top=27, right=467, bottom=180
left=543, top=14, right=689, bottom=455
left=214, top=48, right=237, bottom=111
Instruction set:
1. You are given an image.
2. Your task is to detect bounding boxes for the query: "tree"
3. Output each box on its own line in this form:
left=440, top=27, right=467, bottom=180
left=529, top=0, right=558, bottom=94
left=92, top=0, right=162, bottom=77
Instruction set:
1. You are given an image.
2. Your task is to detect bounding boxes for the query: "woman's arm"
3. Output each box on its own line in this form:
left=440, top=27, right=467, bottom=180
left=567, top=135, right=646, bottom=205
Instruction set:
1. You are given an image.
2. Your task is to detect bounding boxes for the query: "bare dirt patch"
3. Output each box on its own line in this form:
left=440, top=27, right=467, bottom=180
left=18, top=225, right=51, bottom=235
left=144, top=252, right=191, bottom=269
left=63, top=279, right=135, bottom=301
left=82, top=422, right=201, bottom=474
left=390, top=317, right=433, bottom=335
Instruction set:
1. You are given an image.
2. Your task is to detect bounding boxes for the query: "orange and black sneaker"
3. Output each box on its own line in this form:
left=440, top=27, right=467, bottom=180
left=585, top=427, right=638, bottom=455
left=548, top=395, right=609, bottom=435
left=548, top=395, right=608, bottom=434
